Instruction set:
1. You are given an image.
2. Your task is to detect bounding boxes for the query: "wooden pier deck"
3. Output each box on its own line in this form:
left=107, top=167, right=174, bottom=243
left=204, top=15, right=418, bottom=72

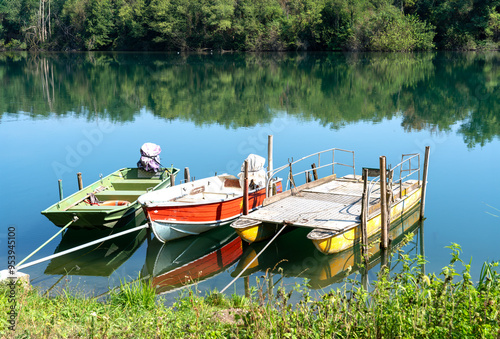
left=229, top=146, right=427, bottom=257
left=233, top=174, right=417, bottom=233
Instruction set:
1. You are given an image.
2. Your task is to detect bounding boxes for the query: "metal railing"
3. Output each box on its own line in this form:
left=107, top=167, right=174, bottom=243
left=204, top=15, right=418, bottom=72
left=392, top=153, right=421, bottom=198
left=266, top=148, right=356, bottom=197
left=364, top=153, right=421, bottom=210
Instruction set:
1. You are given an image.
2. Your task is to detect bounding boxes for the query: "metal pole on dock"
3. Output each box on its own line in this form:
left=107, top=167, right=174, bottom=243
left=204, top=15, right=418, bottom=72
left=361, top=169, right=369, bottom=262
left=420, top=146, right=430, bottom=219
left=380, top=156, right=389, bottom=249
left=184, top=167, right=190, bottom=183
left=58, top=179, right=63, bottom=201
left=268, top=135, right=273, bottom=196
left=243, top=160, right=249, bottom=215
left=77, top=172, right=83, bottom=190
left=332, top=150, right=335, bottom=175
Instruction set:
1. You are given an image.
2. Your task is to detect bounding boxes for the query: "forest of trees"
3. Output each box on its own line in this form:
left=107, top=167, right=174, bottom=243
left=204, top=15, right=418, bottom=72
left=0, top=0, right=499, bottom=51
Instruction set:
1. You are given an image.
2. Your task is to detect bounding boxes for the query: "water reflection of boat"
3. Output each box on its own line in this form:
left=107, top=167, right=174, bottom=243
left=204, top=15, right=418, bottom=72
left=44, top=217, right=148, bottom=276
left=232, top=204, right=422, bottom=289
left=142, top=225, right=243, bottom=294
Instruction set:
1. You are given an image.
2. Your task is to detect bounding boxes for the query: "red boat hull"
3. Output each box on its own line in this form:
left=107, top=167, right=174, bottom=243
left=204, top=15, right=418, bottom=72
left=145, top=188, right=267, bottom=224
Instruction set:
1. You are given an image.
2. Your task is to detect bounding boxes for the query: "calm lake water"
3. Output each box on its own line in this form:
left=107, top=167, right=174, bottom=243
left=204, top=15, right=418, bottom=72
left=1, top=51, right=499, bottom=301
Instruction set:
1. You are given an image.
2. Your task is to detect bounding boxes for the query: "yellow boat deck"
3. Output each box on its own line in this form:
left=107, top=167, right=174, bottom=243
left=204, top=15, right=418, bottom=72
left=233, top=174, right=417, bottom=232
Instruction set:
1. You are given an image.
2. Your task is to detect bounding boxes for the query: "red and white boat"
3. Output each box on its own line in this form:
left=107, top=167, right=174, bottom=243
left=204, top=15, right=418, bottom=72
left=138, top=155, right=282, bottom=243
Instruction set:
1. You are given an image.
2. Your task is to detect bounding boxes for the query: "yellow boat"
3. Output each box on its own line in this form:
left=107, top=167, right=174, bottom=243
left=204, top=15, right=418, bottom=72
left=231, top=148, right=428, bottom=255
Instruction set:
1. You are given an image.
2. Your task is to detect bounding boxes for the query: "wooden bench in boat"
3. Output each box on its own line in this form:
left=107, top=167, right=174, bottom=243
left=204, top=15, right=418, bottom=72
left=173, top=191, right=239, bottom=203
left=111, top=179, right=163, bottom=191
left=94, top=190, right=145, bottom=202
left=67, top=205, right=121, bottom=211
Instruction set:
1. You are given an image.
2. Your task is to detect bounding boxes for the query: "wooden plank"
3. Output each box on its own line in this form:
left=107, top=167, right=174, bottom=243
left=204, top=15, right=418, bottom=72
left=362, top=167, right=391, bottom=178
left=263, top=174, right=337, bottom=206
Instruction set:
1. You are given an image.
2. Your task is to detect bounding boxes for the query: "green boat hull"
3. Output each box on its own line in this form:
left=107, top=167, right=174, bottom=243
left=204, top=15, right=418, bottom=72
left=41, top=167, right=179, bottom=229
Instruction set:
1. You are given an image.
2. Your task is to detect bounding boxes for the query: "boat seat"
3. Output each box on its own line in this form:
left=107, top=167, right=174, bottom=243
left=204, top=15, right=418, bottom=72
left=174, top=193, right=228, bottom=203
left=203, top=192, right=237, bottom=196
left=95, top=190, right=144, bottom=202
left=224, top=178, right=241, bottom=188
left=111, top=179, right=162, bottom=191
left=67, top=206, right=117, bottom=211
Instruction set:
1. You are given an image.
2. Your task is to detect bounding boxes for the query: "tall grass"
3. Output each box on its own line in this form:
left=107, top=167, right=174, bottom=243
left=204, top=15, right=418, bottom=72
left=109, top=278, right=156, bottom=310
left=2, top=241, right=500, bottom=338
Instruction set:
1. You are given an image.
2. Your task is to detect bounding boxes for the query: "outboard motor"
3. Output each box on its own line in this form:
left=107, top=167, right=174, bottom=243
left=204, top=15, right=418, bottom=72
left=238, top=154, right=266, bottom=189
left=137, top=143, right=162, bottom=172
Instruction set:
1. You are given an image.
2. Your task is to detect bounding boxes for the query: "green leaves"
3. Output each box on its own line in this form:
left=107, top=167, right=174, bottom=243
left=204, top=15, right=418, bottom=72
left=84, top=0, right=115, bottom=50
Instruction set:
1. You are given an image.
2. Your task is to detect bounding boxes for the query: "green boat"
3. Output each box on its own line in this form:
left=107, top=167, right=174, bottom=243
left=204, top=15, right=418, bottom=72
left=41, top=167, right=179, bottom=229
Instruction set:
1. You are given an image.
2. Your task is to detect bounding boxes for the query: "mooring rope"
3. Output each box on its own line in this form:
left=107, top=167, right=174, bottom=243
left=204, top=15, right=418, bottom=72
left=16, top=216, right=79, bottom=268
left=17, top=224, right=148, bottom=270
left=219, top=224, right=288, bottom=294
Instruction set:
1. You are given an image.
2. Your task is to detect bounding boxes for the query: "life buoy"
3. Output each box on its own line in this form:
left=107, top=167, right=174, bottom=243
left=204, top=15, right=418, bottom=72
left=99, top=200, right=130, bottom=207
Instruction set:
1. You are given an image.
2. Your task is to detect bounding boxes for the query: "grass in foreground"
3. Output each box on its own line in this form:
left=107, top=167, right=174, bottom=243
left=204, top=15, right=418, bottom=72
left=1, top=242, right=500, bottom=338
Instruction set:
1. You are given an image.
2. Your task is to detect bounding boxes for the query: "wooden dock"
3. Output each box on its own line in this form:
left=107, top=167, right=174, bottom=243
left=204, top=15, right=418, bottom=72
left=233, top=174, right=417, bottom=231
left=231, top=146, right=428, bottom=255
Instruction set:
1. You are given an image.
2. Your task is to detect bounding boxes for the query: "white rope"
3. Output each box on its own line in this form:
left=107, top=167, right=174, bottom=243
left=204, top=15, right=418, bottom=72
left=220, top=224, right=288, bottom=294
left=17, top=224, right=148, bottom=270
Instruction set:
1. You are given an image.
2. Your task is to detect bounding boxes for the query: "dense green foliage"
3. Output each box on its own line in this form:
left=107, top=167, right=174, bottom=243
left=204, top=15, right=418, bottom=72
left=1, top=52, right=499, bottom=148
left=0, top=0, right=499, bottom=51
left=2, top=243, right=500, bottom=337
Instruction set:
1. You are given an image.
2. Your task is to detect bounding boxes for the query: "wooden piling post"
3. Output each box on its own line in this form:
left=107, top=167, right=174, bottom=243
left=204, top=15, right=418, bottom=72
left=244, top=276, right=250, bottom=298
left=380, top=156, right=389, bottom=249
left=170, top=172, right=175, bottom=186
left=77, top=172, right=83, bottom=190
left=361, top=168, right=369, bottom=262
left=305, top=171, right=311, bottom=183
left=184, top=167, right=190, bottom=183
left=311, top=163, right=318, bottom=181
left=268, top=135, right=273, bottom=196
left=420, top=219, right=426, bottom=275
left=420, top=146, right=430, bottom=219
left=243, top=160, right=249, bottom=215
left=58, top=179, right=63, bottom=201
